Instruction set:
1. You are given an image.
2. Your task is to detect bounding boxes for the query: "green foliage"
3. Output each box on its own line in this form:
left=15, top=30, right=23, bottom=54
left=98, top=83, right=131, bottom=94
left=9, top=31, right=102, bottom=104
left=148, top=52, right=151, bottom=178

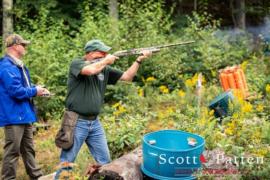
left=1, top=0, right=269, bottom=178
left=14, top=0, right=83, bottom=31
left=20, top=16, right=74, bottom=120
left=14, top=0, right=177, bottom=119
left=13, top=0, right=255, bottom=120
left=104, top=114, right=148, bottom=158
left=181, top=13, right=251, bottom=80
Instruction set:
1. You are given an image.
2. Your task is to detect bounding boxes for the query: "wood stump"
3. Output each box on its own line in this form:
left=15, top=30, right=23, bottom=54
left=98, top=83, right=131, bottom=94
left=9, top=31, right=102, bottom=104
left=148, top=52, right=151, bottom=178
left=89, top=147, right=144, bottom=180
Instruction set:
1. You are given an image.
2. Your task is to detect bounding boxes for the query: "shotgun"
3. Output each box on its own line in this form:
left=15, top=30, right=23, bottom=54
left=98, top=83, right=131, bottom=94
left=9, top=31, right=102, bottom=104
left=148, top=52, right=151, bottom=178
left=113, top=41, right=195, bottom=57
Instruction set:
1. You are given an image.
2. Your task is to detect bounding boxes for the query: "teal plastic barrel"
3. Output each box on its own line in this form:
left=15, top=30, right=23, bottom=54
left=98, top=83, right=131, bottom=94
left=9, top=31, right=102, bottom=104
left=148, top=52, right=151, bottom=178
left=141, top=130, right=205, bottom=180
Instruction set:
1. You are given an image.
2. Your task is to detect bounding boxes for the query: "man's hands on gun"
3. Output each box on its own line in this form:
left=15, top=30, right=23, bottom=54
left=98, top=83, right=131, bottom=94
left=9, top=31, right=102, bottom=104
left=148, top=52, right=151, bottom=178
left=36, top=85, right=51, bottom=97
left=137, top=50, right=152, bottom=62
left=103, top=54, right=119, bottom=65
left=101, top=50, right=151, bottom=65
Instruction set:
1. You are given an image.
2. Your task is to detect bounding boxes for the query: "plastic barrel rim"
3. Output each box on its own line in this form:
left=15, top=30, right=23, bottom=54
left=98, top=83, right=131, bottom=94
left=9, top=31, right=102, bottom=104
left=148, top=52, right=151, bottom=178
left=141, top=164, right=196, bottom=180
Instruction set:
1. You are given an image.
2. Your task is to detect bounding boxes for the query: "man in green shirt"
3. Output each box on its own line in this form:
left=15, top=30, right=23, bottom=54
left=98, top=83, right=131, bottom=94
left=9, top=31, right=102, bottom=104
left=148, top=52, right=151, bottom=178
left=58, top=39, right=151, bottom=173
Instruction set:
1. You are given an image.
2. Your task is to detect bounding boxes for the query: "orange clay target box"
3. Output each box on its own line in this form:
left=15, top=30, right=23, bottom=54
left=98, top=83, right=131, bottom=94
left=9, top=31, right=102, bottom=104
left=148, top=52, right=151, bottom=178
left=219, top=65, right=249, bottom=99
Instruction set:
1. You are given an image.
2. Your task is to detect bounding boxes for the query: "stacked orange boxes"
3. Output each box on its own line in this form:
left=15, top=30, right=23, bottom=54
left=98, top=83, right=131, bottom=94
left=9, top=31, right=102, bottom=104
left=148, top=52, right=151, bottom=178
left=219, top=66, right=248, bottom=99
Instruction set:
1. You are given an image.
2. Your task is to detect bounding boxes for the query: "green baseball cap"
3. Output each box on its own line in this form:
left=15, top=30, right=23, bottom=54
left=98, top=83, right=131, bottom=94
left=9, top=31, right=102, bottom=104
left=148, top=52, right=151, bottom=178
left=84, top=39, right=111, bottom=53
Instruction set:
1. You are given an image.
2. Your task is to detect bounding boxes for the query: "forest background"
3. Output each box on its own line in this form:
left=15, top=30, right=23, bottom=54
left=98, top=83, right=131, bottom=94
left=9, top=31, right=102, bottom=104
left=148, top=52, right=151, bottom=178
left=0, top=0, right=270, bottom=179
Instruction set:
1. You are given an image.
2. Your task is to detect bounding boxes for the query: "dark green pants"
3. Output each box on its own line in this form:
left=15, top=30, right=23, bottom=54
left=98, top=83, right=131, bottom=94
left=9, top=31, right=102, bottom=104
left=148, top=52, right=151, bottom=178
left=1, top=124, right=43, bottom=180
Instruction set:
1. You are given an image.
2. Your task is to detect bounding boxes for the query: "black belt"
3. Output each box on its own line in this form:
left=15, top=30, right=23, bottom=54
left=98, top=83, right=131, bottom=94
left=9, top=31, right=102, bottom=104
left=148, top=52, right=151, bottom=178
left=78, top=114, right=97, bottom=121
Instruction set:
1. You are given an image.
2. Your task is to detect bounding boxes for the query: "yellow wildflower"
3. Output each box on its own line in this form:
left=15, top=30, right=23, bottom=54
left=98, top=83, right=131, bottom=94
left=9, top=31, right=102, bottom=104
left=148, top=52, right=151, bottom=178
left=158, top=111, right=166, bottom=119
left=118, top=106, right=126, bottom=113
left=166, top=107, right=174, bottom=114
left=185, top=79, right=194, bottom=87
left=252, top=130, right=262, bottom=144
left=209, top=110, right=215, bottom=116
left=224, top=128, right=234, bottom=136
left=185, top=73, right=205, bottom=88
left=253, top=148, right=268, bottom=157
left=201, top=108, right=209, bottom=118
left=240, top=61, right=248, bottom=72
left=159, top=85, right=169, bottom=94
left=178, top=90, right=185, bottom=97
left=146, top=76, right=156, bottom=82
left=233, top=89, right=244, bottom=100
left=113, top=105, right=126, bottom=116
left=241, top=101, right=253, bottom=113
left=224, top=121, right=236, bottom=136
left=138, top=88, right=144, bottom=97
left=112, top=102, right=127, bottom=116
left=232, top=113, right=240, bottom=119
left=112, top=102, right=121, bottom=108
left=265, top=84, right=270, bottom=94
left=198, top=118, right=206, bottom=126
left=256, top=104, right=264, bottom=112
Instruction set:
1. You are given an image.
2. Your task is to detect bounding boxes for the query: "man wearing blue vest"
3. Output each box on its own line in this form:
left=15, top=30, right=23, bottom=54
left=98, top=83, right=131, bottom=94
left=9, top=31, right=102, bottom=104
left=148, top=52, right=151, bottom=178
left=0, top=34, right=50, bottom=180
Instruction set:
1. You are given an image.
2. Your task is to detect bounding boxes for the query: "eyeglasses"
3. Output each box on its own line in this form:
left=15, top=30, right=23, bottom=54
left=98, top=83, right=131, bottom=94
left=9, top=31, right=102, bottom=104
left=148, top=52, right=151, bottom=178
left=20, top=44, right=27, bottom=47
left=16, top=43, right=26, bottom=48
left=97, top=51, right=107, bottom=56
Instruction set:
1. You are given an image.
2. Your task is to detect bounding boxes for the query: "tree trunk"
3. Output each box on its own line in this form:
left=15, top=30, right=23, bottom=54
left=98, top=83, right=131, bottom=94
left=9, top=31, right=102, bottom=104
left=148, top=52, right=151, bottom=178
left=2, top=0, right=13, bottom=49
left=235, top=0, right=245, bottom=29
left=108, top=0, right=119, bottom=39
left=109, top=0, right=118, bottom=20
left=89, top=147, right=143, bottom=180
left=194, top=0, right=197, bottom=11
left=230, top=0, right=236, bottom=27
left=231, top=0, right=245, bottom=29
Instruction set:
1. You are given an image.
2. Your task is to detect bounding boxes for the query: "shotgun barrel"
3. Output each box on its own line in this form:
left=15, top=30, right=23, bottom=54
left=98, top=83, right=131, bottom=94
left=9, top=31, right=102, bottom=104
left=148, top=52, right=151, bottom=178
left=113, top=41, right=195, bottom=57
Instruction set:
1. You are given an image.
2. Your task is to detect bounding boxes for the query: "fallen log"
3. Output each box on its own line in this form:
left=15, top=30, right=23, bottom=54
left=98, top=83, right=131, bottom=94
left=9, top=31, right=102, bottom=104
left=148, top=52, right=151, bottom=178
left=38, top=147, right=239, bottom=180
left=88, top=147, right=239, bottom=180
left=89, top=147, right=144, bottom=180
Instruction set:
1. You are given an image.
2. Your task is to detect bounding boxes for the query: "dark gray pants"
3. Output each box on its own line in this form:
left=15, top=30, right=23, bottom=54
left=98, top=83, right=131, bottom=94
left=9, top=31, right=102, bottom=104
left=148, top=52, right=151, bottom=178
left=1, top=124, right=43, bottom=180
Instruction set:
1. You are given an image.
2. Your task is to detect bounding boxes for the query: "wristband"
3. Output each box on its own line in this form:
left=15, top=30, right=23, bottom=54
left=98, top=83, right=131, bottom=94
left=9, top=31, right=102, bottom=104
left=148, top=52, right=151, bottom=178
left=136, top=60, right=142, bottom=64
